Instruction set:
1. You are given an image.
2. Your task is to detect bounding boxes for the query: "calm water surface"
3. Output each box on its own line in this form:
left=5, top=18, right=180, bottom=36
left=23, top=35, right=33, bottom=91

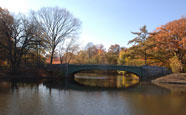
left=0, top=73, right=186, bottom=115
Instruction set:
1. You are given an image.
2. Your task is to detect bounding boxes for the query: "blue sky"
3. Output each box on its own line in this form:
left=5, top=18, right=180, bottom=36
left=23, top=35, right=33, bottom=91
left=1, top=0, right=186, bottom=48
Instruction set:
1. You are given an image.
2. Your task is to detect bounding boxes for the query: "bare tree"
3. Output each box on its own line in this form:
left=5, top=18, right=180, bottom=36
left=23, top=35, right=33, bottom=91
left=59, top=37, right=79, bottom=64
left=31, top=7, right=81, bottom=64
left=0, top=10, right=39, bottom=71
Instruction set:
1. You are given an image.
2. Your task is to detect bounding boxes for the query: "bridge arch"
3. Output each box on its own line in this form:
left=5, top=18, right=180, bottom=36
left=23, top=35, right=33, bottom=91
left=71, top=69, right=140, bottom=77
left=67, top=64, right=143, bottom=78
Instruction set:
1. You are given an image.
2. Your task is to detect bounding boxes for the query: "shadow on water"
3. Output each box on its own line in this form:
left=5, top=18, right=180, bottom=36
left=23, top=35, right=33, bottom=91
left=0, top=75, right=170, bottom=95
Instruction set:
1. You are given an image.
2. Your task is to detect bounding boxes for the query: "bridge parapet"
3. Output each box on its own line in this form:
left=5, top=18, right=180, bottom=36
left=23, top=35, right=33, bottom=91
left=47, top=64, right=171, bottom=81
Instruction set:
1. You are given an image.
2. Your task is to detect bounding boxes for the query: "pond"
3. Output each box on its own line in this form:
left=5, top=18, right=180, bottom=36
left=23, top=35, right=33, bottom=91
left=0, top=73, right=186, bottom=115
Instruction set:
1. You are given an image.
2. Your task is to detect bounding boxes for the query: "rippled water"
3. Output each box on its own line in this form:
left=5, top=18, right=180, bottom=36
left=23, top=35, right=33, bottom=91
left=0, top=74, right=186, bottom=115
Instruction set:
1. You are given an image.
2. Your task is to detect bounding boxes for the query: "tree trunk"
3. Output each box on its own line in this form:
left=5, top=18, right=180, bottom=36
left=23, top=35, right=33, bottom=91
left=50, top=48, right=55, bottom=64
left=60, top=56, right=63, bottom=64
left=10, top=62, right=17, bottom=73
left=67, top=53, right=73, bottom=64
left=145, top=49, right=147, bottom=65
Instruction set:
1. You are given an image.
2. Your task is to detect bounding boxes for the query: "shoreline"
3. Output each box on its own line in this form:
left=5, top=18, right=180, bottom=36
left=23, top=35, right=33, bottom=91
left=0, top=71, right=60, bottom=81
left=152, top=73, right=186, bottom=84
left=1, top=71, right=186, bottom=85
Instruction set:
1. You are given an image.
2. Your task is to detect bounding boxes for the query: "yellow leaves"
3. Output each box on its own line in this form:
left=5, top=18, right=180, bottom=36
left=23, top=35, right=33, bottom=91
left=119, top=50, right=126, bottom=59
left=169, top=56, right=183, bottom=73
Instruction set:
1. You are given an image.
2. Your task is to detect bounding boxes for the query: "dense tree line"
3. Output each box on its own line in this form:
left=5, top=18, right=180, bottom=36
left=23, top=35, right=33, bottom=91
left=67, top=44, right=121, bottom=65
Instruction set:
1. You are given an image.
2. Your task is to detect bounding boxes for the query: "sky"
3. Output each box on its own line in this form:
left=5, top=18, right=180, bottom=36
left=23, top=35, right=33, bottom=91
left=1, top=0, right=186, bottom=49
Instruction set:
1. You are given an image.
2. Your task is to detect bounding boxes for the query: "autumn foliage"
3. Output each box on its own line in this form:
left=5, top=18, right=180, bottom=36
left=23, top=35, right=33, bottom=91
left=1, top=6, right=186, bottom=73
left=128, top=17, right=186, bottom=72
left=153, top=18, right=186, bottom=62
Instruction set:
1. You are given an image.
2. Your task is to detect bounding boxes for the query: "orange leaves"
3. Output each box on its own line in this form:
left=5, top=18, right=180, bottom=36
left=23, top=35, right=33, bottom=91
left=97, top=49, right=104, bottom=55
left=153, top=17, right=186, bottom=51
left=147, top=17, right=186, bottom=67
left=129, top=18, right=186, bottom=67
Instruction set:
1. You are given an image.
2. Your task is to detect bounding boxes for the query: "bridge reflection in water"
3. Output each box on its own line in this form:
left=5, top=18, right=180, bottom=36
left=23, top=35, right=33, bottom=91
left=74, top=73, right=139, bottom=88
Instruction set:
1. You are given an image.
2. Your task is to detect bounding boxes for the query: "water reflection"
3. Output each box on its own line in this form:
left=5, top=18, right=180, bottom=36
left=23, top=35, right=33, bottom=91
left=0, top=79, right=186, bottom=115
left=153, top=82, right=186, bottom=95
left=74, top=73, right=139, bottom=88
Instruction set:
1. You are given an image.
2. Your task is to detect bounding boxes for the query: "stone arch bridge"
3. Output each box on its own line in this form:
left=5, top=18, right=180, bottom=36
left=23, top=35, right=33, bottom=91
left=47, top=64, right=171, bottom=81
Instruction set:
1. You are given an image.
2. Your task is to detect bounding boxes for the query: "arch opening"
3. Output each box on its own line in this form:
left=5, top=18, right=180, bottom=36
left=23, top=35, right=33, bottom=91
left=73, top=69, right=140, bottom=79
left=73, top=70, right=140, bottom=88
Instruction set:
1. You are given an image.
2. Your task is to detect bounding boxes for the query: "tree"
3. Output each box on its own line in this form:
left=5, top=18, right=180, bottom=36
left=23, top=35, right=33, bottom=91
left=27, top=28, right=47, bottom=66
left=0, top=8, right=38, bottom=71
left=169, top=55, right=183, bottom=73
left=128, top=25, right=149, bottom=65
left=85, top=44, right=106, bottom=64
left=32, top=7, right=81, bottom=64
left=118, top=47, right=129, bottom=65
left=0, top=8, right=11, bottom=64
left=96, top=44, right=106, bottom=64
left=73, top=50, right=89, bottom=64
left=59, top=37, right=79, bottom=64
left=71, top=43, right=107, bottom=65
left=106, top=44, right=120, bottom=65
left=151, top=17, right=186, bottom=67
